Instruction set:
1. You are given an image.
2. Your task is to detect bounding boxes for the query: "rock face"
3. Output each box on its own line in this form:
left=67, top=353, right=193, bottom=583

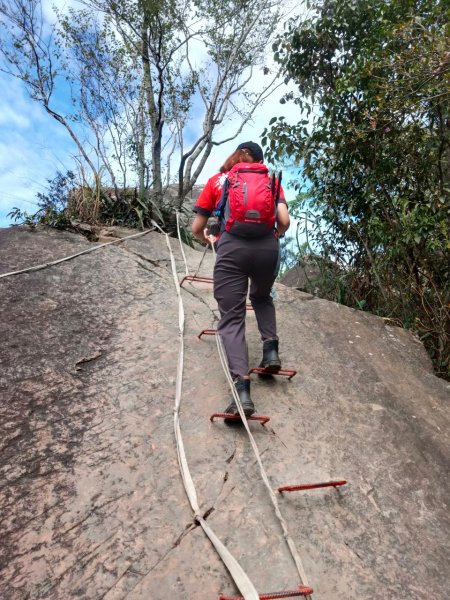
left=279, top=260, right=323, bottom=292
left=1, top=226, right=449, bottom=600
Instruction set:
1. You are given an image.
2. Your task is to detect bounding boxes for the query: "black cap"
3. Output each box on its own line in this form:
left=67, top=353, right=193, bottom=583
left=236, top=141, right=264, bottom=162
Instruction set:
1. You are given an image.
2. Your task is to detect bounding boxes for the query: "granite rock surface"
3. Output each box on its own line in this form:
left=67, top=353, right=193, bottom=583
left=1, top=226, right=449, bottom=600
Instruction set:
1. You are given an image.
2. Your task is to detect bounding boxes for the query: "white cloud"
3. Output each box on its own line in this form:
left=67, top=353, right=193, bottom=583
left=0, top=72, right=76, bottom=226
left=0, top=105, right=31, bottom=129
left=41, top=0, right=78, bottom=23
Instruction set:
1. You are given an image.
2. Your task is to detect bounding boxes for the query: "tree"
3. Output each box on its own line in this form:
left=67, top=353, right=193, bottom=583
left=0, top=0, right=284, bottom=223
left=265, top=0, right=450, bottom=378
left=0, top=0, right=100, bottom=185
left=81, top=0, right=284, bottom=206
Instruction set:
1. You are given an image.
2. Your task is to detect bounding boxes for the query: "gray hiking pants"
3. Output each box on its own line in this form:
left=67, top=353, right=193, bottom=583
left=213, top=231, right=280, bottom=379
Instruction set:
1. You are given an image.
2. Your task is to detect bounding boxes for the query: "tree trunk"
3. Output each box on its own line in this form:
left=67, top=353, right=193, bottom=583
left=140, top=18, right=164, bottom=209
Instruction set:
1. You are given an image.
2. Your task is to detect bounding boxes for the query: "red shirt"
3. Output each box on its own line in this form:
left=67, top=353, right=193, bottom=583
left=194, top=170, right=286, bottom=217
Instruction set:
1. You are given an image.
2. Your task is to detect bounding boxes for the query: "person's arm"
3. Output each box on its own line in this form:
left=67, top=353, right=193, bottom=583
left=191, top=214, right=210, bottom=244
left=191, top=176, right=218, bottom=243
left=276, top=203, right=290, bottom=236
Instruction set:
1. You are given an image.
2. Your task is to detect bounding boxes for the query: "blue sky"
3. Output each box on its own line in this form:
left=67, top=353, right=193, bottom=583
left=0, top=73, right=78, bottom=226
left=0, top=79, right=303, bottom=228
left=0, top=0, right=307, bottom=228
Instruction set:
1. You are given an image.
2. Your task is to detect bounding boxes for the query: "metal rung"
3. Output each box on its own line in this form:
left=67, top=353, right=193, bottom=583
left=249, top=367, right=297, bottom=380
left=198, top=329, right=217, bottom=339
left=218, top=585, right=313, bottom=599
left=180, top=274, right=214, bottom=287
left=210, top=413, right=270, bottom=425
left=278, top=480, right=347, bottom=493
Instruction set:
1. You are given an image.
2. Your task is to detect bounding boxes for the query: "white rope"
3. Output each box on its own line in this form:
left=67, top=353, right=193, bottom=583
left=151, top=220, right=260, bottom=600
left=160, top=222, right=311, bottom=596
left=0, top=227, right=155, bottom=279
left=4, top=217, right=310, bottom=594
left=215, top=335, right=311, bottom=593
left=191, top=232, right=311, bottom=591
left=175, top=210, right=210, bottom=278
left=175, top=212, right=189, bottom=276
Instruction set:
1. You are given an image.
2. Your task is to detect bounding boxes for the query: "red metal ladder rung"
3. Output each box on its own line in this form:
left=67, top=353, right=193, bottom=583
left=198, top=329, right=217, bottom=339
left=210, top=413, right=270, bottom=425
left=278, top=480, right=347, bottom=493
left=249, top=367, right=297, bottom=380
left=218, top=585, right=313, bottom=599
left=180, top=274, right=214, bottom=287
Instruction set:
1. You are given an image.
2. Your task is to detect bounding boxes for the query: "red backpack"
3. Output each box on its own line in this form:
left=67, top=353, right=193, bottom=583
left=215, top=163, right=282, bottom=237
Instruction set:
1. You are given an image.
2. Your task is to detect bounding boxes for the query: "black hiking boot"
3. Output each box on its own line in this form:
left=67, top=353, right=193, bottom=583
left=259, top=339, right=281, bottom=372
left=224, top=378, right=255, bottom=418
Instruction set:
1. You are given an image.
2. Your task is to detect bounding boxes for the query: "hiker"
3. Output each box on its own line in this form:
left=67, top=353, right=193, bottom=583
left=191, top=141, right=290, bottom=417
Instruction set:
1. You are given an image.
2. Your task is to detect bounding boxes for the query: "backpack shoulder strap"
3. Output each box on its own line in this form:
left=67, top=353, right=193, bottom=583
left=214, top=177, right=229, bottom=222
left=275, top=171, right=282, bottom=205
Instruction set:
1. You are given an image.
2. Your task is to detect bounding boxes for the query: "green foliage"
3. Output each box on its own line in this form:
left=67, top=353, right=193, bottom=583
left=8, top=171, right=76, bottom=229
left=74, top=186, right=177, bottom=230
left=267, top=0, right=450, bottom=379
left=1, top=0, right=283, bottom=221
left=278, top=236, right=299, bottom=276
left=7, top=170, right=194, bottom=247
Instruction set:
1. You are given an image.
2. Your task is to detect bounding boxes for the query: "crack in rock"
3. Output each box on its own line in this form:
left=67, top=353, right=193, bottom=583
left=181, top=284, right=216, bottom=313
left=122, top=247, right=171, bottom=269
left=225, top=449, right=236, bottom=464
left=75, top=350, right=103, bottom=369
left=63, top=491, right=132, bottom=535
left=135, top=260, right=166, bottom=279
left=119, top=518, right=202, bottom=598
left=202, top=506, right=215, bottom=520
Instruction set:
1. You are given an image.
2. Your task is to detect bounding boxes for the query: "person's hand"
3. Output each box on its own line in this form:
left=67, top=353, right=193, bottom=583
left=203, top=227, right=218, bottom=245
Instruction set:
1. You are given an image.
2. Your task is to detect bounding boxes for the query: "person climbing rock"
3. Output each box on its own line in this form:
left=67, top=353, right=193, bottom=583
left=191, top=141, right=290, bottom=417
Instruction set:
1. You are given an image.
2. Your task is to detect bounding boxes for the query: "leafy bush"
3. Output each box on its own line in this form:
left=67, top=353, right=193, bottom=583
left=267, top=0, right=450, bottom=379
left=8, top=171, right=76, bottom=229
left=8, top=170, right=196, bottom=249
